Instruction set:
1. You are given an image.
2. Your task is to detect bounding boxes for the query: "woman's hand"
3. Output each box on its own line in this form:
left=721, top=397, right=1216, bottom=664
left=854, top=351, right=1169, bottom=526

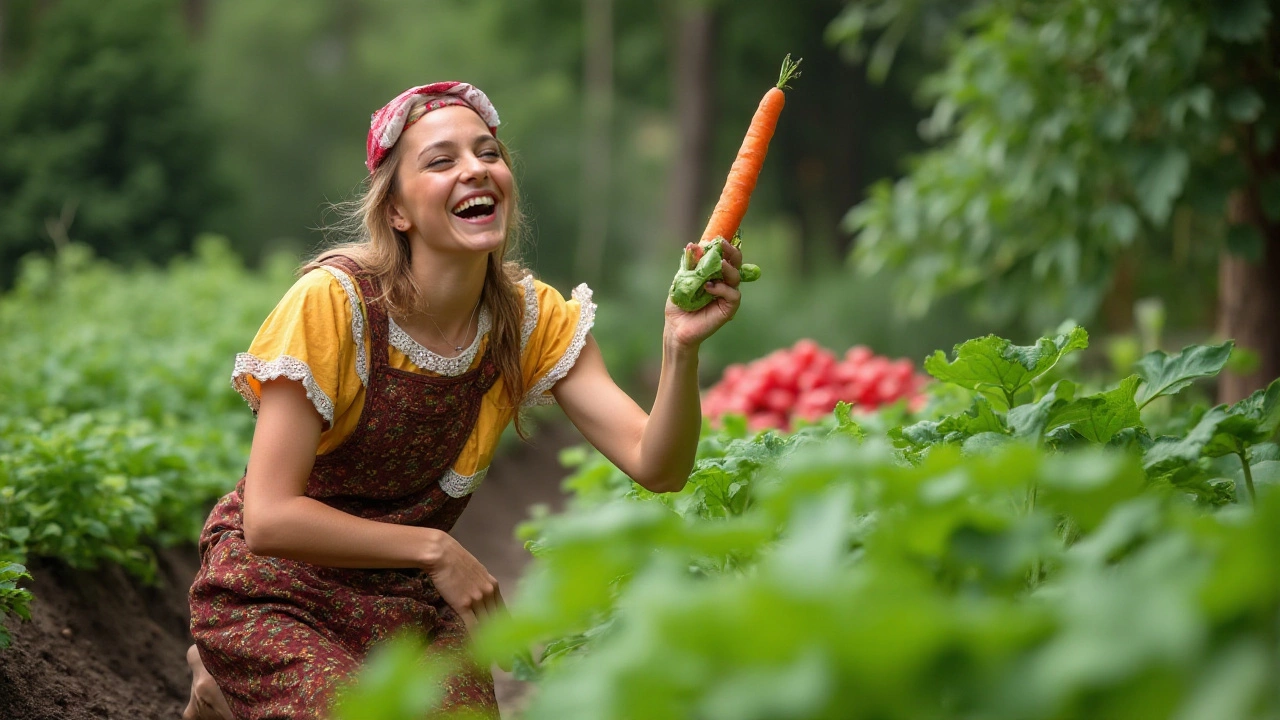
left=664, top=238, right=743, bottom=348
left=421, top=530, right=503, bottom=630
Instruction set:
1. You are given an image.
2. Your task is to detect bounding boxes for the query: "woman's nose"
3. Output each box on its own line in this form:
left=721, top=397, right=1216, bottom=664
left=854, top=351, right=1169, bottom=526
left=460, top=154, right=489, bottom=182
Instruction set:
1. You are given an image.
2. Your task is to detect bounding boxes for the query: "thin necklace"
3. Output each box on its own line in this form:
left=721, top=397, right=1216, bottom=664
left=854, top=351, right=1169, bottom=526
left=425, top=297, right=481, bottom=355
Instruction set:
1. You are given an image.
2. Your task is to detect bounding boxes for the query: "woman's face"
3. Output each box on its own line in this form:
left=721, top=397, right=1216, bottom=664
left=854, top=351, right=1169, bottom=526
left=389, top=105, right=514, bottom=257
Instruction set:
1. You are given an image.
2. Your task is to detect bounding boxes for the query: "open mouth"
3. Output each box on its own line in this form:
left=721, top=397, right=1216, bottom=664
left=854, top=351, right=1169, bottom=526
left=452, top=195, right=497, bottom=221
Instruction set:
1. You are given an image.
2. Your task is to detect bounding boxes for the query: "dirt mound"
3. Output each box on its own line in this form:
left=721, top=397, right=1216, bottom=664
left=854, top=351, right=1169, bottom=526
left=0, top=547, right=197, bottom=719
left=0, top=420, right=579, bottom=719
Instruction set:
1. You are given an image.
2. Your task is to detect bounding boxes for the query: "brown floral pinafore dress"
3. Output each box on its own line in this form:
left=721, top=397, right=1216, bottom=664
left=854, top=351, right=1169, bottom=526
left=189, top=256, right=501, bottom=719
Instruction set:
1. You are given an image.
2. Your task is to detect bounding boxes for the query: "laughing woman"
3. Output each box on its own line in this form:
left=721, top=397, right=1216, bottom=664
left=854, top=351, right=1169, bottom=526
left=183, top=82, right=744, bottom=720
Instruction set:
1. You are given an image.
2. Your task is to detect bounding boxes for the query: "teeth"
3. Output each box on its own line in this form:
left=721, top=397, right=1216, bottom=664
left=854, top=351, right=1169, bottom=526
left=452, top=196, right=495, bottom=214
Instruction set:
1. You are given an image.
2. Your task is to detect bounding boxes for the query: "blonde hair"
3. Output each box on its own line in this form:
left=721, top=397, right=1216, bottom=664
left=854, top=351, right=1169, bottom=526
left=309, top=97, right=531, bottom=437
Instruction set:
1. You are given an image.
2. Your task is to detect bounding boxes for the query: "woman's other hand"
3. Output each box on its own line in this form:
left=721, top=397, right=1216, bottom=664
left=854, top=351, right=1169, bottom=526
left=421, top=530, right=504, bottom=630
left=664, top=238, right=743, bottom=348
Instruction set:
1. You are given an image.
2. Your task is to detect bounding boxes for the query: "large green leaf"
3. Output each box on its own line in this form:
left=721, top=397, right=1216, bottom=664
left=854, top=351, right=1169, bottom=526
left=936, top=396, right=1008, bottom=437
left=892, top=396, right=1009, bottom=456
left=1143, top=407, right=1229, bottom=473
left=1046, top=376, right=1143, bottom=444
left=1145, top=382, right=1280, bottom=474
left=891, top=420, right=945, bottom=452
left=924, top=327, right=1088, bottom=409
left=1202, top=380, right=1280, bottom=457
left=1007, top=380, right=1077, bottom=440
left=1133, top=341, right=1234, bottom=408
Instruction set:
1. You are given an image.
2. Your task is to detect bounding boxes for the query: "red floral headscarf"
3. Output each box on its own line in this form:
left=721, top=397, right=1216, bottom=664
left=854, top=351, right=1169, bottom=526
left=365, top=81, right=501, bottom=173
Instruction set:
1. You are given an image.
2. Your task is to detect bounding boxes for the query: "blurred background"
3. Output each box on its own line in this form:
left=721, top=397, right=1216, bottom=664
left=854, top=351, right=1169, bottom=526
left=0, top=0, right=1274, bottom=399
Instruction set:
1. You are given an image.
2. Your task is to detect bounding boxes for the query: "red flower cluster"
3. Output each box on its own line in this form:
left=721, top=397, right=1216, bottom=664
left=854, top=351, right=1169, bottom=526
left=701, top=339, right=929, bottom=431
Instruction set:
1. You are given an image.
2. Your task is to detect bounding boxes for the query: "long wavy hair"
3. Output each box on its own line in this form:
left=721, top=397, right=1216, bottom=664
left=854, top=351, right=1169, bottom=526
left=307, top=96, right=531, bottom=436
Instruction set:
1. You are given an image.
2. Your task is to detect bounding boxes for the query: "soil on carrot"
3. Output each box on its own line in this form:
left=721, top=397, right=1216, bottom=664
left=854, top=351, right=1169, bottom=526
left=0, top=419, right=580, bottom=720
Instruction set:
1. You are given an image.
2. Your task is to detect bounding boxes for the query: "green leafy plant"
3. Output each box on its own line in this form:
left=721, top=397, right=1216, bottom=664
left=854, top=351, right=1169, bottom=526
left=0, top=562, right=33, bottom=650
left=844, top=0, right=1274, bottom=355
left=0, top=239, right=291, bottom=586
left=455, top=327, right=1280, bottom=719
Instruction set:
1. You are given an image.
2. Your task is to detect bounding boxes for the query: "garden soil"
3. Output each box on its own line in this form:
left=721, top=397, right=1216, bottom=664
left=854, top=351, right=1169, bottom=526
left=0, top=420, right=582, bottom=720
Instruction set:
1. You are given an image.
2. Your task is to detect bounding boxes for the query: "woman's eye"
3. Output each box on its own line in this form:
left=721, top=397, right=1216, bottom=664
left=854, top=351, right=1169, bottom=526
left=427, top=157, right=451, bottom=168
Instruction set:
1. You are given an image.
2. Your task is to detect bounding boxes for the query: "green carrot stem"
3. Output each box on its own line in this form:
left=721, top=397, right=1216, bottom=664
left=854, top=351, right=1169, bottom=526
left=777, top=54, right=802, bottom=90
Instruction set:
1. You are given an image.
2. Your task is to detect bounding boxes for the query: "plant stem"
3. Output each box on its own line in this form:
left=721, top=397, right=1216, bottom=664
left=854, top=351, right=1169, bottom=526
left=1026, top=482, right=1042, bottom=589
left=1237, top=445, right=1257, bottom=504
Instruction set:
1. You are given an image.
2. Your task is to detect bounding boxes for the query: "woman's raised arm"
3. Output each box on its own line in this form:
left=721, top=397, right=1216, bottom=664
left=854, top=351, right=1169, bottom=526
left=553, top=240, right=744, bottom=493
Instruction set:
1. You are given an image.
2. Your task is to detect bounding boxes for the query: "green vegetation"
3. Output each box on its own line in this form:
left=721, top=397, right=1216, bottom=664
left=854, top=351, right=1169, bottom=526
left=0, top=563, right=33, bottom=650
left=843, top=0, right=1276, bottom=352
left=0, top=239, right=292, bottom=580
left=0, top=0, right=231, bottom=283
left=455, top=327, right=1280, bottom=719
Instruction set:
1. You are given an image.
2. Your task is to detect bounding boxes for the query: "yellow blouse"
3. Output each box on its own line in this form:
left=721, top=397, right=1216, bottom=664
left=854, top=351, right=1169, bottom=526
left=230, top=267, right=596, bottom=497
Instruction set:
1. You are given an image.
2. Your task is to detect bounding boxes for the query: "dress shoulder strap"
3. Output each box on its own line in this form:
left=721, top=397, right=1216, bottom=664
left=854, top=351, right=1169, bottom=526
left=316, top=254, right=390, bottom=370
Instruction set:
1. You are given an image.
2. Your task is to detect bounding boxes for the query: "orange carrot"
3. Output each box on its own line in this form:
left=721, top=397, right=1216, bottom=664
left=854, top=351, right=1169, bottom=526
left=700, top=54, right=802, bottom=244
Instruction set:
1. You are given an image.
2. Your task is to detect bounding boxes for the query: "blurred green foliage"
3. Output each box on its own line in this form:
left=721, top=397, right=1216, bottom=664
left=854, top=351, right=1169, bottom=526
left=0, top=0, right=232, bottom=284
left=187, top=0, right=936, bottom=290
left=195, top=0, right=666, bottom=279
left=0, top=239, right=292, bottom=578
left=843, top=0, right=1274, bottom=332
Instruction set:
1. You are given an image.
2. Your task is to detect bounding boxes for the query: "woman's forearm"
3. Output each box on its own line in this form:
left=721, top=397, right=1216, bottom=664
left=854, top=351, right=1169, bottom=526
left=243, top=493, right=443, bottom=570
left=243, top=484, right=502, bottom=628
left=241, top=378, right=451, bottom=572
left=634, top=331, right=703, bottom=492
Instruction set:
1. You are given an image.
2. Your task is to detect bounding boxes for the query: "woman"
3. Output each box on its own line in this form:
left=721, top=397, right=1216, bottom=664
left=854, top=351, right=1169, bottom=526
left=184, top=81, right=744, bottom=719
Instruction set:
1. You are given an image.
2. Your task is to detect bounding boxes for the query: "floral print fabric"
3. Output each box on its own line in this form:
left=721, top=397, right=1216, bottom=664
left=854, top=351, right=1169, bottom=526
left=190, top=256, right=500, bottom=719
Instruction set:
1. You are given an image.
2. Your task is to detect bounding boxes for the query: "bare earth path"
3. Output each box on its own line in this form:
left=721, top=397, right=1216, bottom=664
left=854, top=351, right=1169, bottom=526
left=0, top=420, right=581, bottom=719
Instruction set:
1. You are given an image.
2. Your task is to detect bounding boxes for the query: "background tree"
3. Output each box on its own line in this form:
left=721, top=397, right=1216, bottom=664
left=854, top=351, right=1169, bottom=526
left=0, top=0, right=230, bottom=281
left=844, top=0, right=1278, bottom=401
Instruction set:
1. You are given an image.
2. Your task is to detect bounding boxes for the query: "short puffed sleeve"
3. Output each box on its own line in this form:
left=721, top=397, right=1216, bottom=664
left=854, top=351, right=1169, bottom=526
left=518, top=276, right=597, bottom=407
left=230, top=268, right=360, bottom=428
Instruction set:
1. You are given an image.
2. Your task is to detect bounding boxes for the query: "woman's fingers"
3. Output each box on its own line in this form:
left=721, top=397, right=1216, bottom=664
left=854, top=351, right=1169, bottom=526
left=719, top=259, right=741, bottom=287
left=719, top=238, right=743, bottom=268
left=703, top=279, right=742, bottom=316
left=459, top=607, right=479, bottom=631
left=480, top=575, right=502, bottom=618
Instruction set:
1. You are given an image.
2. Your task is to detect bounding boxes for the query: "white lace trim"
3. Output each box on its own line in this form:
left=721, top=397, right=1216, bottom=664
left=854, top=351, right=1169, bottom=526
left=519, top=274, right=538, bottom=353
left=522, top=284, right=596, bottom=407
left=389, top=306, right=493, bottom=377
left=320, top=266, right=369, bottom=386
left=439, top=466, right=489, bottom=498
left=231, top=353, right=335, bottom=426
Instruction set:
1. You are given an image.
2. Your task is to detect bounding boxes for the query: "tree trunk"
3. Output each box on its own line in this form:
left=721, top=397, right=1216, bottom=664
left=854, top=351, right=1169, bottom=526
left=1217, top=242, right=1280, bottom=403
left=183, top=0, right=206, bottom=35
left=1098, top=251, right=1136, bottom=335
left=1217, top=189, right=1280, bottom=403
left=664, top=1, right=714, bottom=255
left=576, top=0, right=613, bottom=284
